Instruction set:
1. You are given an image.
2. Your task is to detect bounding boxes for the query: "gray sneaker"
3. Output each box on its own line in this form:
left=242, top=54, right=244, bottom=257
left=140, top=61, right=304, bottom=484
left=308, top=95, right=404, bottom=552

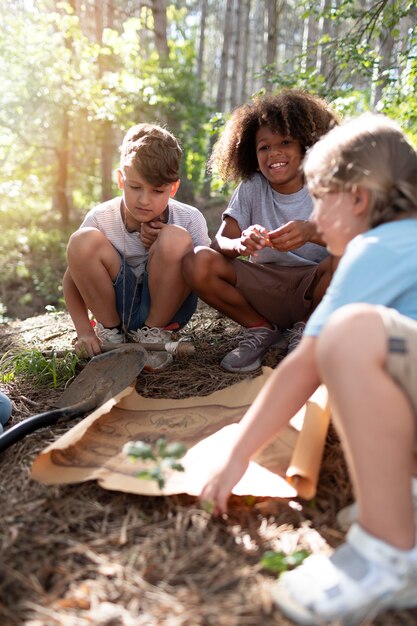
left=221, top=325, right=284, bottom=372
left=285, top=321, right=306, bottom=353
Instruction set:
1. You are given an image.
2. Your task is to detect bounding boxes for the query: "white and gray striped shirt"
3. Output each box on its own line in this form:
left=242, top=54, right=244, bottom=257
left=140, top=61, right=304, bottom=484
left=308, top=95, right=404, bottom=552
left=80, top=196, right=211, bottom=279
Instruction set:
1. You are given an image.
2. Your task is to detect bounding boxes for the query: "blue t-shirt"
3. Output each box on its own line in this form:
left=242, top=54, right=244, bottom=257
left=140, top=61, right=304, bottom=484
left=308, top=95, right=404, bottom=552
left=305, top=219, right=417, bottom=337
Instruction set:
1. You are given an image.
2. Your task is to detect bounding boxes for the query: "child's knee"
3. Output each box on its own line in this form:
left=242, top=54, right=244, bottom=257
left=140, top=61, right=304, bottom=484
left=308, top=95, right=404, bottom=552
left=182, top=247, right=214, bottom=286
left=67, top=228, right=108, bottom=260
left=155, top=225, right=193, bottom=259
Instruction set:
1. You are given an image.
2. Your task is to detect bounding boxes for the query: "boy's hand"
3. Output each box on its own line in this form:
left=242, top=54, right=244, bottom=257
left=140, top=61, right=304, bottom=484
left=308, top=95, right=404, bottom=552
left=238, top=224, right=271, bottom=256
left=268, top=220, right=313, bottom=251
left=140, top=220, right=166, bottom=249
left=74, top=332, right=102, bottom=357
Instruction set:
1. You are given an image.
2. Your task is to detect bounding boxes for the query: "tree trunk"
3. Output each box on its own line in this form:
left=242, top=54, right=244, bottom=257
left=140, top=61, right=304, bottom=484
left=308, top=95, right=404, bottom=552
left=150, top=0, right=169, bottom=58
left=372, top=0, right=395, bottom=105
left=197, top=0, right=208, bottom=84
left=216, top=0, right=234, bottom=112
left=239, top=0, right=251, bottom=103
left=230, top=0, right=243, bottom=110
left=265, top=0, right=281, bottom=92
left=53, top=112, right=70, bottom=228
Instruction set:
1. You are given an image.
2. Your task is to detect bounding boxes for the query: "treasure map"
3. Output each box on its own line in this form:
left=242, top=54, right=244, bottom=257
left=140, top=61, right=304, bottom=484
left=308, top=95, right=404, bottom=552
left=31, top=369, right=330, bottom=500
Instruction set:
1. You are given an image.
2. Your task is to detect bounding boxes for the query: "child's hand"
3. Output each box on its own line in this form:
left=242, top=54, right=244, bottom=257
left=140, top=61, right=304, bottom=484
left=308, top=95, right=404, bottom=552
left=74, top=332, right=102, bottom=357
left=238, top=224, right=271, bottom=256
left=199, top=454, right=249, bottom=515
left=267, top=220, right=313, bottom=251
left=140, top=220, right=166, bottom=248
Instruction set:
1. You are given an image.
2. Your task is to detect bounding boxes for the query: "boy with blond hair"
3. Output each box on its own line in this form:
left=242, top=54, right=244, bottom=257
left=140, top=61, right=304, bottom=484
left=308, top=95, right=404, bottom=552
left=63, top=123, right=210, bottom=370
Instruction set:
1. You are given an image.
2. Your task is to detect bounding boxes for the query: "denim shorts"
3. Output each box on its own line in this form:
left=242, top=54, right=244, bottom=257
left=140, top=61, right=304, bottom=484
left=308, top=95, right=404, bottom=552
left=113, top=254, right=198, bottom=331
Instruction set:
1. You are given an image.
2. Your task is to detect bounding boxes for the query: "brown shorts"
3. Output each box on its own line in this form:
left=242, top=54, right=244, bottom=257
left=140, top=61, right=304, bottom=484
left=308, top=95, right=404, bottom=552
left=378, top=306, right=417, bottom=422
left=231, top=258, right=320, bottom=328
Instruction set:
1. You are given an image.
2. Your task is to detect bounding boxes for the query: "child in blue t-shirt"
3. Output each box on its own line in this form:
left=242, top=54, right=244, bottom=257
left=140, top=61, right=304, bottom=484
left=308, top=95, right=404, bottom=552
left=199, top=113, right=417, bottom=625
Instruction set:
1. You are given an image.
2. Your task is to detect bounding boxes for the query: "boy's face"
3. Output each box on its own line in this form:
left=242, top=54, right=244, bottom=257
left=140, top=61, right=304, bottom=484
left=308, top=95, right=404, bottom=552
left=117, top=166, right=179, bottom=228
left=255, top=126, right=303, bottom=194
left=310, top=188, right=370, bottom=256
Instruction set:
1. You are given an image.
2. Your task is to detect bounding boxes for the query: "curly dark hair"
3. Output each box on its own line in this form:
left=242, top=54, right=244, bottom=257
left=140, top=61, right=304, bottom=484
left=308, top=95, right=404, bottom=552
left=209, top=89, right=340, bottom=182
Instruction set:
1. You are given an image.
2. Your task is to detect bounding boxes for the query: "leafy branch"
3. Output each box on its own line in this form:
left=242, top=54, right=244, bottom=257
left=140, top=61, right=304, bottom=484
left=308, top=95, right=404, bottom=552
left=124, top=437, right=187, bottom=489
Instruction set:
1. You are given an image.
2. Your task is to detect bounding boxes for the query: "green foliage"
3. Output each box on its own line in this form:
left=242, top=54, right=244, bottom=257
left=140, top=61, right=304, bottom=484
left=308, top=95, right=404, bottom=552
left=0, top=349, right=79, bottom=388
left=124, top=437, right=187, bottom=489
left=260, top=549, right=310, bottom=575
left=0, top=223, right=69, bottom=318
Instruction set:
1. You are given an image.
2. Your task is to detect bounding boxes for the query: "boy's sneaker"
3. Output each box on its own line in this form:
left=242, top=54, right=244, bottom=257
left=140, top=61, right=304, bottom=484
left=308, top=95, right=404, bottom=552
left=286, top=321, right=306, bottom=353
left=272, top=523, right=417, bottom=625
left=128, top=325, right=173, bottom=344
left=337, top=476, right=417, bottom=532
left=220, top=325, right=284, bottom=372
left=96, top=323, right=127, bottom=348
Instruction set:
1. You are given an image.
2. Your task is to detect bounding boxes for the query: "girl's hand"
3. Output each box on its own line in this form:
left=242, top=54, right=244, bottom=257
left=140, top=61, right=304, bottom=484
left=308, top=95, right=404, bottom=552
left=199, top=454, right=249, bottom=515
left=140, top=220, right=166, bottom=249
left=238, top=224, right=271, bottom=256
left=74, top=332, right=102, bottom=357
left=267, top=220, right=314, bottom=251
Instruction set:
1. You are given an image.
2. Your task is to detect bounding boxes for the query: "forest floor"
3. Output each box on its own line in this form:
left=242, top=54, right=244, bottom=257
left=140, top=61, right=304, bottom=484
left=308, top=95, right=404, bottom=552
left=0, top=303, right=416, bottom=626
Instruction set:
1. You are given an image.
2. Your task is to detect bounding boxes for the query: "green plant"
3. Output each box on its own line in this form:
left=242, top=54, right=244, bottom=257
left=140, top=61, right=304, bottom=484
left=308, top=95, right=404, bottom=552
left=0, top=349, right=79, bottom=388
left=124, top=437, right=187, bottom=489
left=260, top=549, right=310, bottom=575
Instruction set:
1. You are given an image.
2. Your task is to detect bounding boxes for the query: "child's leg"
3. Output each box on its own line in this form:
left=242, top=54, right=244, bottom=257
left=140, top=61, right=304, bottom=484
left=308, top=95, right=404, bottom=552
left=144, top=225, right=196, bottom=328
left=309, top=254, right=340, bottom=312
left=182, top=246, right=269, bottom=327
left=67, top=228, right=121, bottom=328
left=317, top=303, right=416, bottom=549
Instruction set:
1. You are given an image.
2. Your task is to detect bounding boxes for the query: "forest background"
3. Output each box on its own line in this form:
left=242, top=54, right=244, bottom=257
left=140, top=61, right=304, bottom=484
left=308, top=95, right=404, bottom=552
left=1, top=0, right=416, bottom=322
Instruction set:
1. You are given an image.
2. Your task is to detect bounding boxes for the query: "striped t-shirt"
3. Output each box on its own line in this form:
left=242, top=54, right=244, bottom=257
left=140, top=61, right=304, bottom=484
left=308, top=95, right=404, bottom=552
left=80, top=196, right=211, bottom=279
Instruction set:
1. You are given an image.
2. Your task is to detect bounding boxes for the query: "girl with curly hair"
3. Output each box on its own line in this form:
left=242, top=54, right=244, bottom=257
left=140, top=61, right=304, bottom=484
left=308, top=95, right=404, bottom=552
left=183, top=89, right=339, bottom=372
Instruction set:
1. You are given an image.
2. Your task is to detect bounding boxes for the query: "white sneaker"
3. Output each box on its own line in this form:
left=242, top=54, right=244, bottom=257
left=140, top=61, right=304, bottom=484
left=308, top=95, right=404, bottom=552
left=96, top=323, right=127, bottom=347
left=273, top=523, right=417, bottom=625
left=129, top=325, right=173, bottom=344
left=337, top=477, right=417, bottom=531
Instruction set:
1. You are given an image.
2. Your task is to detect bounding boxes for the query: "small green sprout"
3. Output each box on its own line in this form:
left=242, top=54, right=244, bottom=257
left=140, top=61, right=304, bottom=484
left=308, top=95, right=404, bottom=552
left=124, top=437, right=187, bottom=489
left=260, top=549, right=310, bottom=575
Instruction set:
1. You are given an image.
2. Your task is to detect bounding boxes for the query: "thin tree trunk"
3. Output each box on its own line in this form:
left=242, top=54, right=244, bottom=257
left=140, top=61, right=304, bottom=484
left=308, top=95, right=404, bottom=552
left=239, top=0, right=251, bottom=103
left=216, top=0, right=234, bottom=111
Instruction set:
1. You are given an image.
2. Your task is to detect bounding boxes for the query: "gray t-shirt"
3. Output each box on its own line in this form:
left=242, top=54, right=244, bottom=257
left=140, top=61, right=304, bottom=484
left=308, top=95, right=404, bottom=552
left=81, top=196, right=211, bottom=279
left=223, top=172, right=327, bottom=266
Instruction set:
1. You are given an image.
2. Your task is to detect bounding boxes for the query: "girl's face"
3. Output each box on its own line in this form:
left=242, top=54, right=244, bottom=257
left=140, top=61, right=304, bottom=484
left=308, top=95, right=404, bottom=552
left=255, top=126, right=303, bottom=194
left=311, top=188, right=370, bottom=256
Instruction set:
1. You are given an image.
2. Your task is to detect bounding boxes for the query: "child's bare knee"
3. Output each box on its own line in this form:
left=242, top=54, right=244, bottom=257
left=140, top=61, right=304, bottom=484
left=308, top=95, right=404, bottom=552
left=155, top=225, right=192, bottom=259
left=67, top=227, right=106, bottom=259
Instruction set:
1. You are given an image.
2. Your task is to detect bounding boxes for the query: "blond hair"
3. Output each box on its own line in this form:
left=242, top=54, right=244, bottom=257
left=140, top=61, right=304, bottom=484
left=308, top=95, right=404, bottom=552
left=119, top=123, right=182, bottom=186
left=304, top=113, right=417, bottom=227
